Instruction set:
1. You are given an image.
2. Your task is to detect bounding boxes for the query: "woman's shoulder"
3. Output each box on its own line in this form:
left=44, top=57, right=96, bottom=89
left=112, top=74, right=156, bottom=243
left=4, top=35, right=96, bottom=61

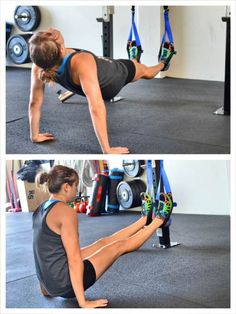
left=70, top=50, right=96, bottom=73
left=56, top=201, right=77, bottom=217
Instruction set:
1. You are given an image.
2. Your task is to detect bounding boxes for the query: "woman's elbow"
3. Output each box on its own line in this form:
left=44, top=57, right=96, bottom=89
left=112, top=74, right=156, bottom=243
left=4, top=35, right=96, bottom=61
left=68, top=254, right=83, bottom=269
left=29, top=100, right=42, bottom=112
left=88, top=100, right=104, bottom=114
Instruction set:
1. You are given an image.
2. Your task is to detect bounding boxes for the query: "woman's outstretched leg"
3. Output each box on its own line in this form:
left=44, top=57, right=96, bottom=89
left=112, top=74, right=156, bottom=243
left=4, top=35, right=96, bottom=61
left=81, top=216, right=147, bottom=259
left=87, top=217, right=164, bottom=280
left=132, top=60, right=165, bottom=81
left=131, top=43, right=175, bottom=81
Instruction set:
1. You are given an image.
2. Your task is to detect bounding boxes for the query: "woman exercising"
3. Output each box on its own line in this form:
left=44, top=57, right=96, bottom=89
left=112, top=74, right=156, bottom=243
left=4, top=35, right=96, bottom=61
left=33, top=165, right=174, bottom=308
left=29, top=29, right=174, bottom=154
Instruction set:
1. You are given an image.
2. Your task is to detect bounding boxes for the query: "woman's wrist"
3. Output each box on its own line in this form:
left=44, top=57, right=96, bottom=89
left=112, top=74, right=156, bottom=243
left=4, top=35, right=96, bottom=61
left=102, top=144, right=111, bottom=154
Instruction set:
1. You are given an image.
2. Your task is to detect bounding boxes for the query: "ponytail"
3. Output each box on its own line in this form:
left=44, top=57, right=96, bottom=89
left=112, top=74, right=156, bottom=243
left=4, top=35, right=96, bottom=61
left=39, top=68, right=57, bottom=83
left=36, top=172, right=50, bottom=192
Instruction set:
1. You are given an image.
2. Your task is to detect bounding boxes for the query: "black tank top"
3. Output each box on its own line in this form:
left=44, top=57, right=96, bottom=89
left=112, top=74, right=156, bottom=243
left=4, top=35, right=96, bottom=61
left=54, top=50, right=128, bottom=100
left=32, top=200, right=73, bottom=296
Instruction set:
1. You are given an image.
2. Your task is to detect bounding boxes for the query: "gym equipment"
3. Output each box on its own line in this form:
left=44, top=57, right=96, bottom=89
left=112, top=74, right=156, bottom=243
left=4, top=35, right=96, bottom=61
left=214, top=8, right=230, bottom=115
left=57, top=90, right=75, bottom=103
left=158, top=6, right=176, bottom=70
left=87, top=174, right=109, bottom=216
left=73, top=195, right=82, bottom=213
left=107, top=168, right=124, bottom=213
left=6, top=22, right=13, bottom=44
left=127, top=6, right=143, bottom=62
left=17, top=160, right=44, bottom=182
left=140, top=192, right=153, bottom=225
left=68, top=202, right=74, bottom=208
left=146, top=160, right=179, bottom=249
left=7, top=34, right=32, bottom=64
left=116, top=179, right=146, bottom=209
left=122, top=160, right=144, bottom=178
left=97, top=6, right=114, bottom=59
left=77, top=196, right=90, bottom=213
left=14, top=6, right=41, bottom=32
left=7, top=162, right=22, bottom=212
left=97, top=7, right=124, bottom=102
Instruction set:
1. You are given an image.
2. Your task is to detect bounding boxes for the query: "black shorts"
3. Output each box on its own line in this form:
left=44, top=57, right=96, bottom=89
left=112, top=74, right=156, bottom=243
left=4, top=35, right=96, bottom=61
left=118, top=59, right=136, bottom=85
left=60, top=259, right=96, bottom=298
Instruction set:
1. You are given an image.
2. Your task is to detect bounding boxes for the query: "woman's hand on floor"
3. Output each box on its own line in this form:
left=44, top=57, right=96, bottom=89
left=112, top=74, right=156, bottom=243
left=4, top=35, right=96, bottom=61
left=80, top=298, right=108, bottom=308
left=104, top=146, right=129, bottom=154
left=32, top=133, right=55, bottom=143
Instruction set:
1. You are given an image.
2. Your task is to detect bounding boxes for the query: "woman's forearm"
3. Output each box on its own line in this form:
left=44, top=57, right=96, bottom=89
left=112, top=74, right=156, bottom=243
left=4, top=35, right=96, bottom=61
left=28, top=103, right=41, bottom=141
left=88, top=100, right=110, bottom=153
left=68, top=258, right=86, bottom=307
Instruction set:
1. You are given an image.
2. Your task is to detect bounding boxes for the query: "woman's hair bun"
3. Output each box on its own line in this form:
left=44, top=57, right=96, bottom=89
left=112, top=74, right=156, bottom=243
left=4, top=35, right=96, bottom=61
left=38, top=172, right=49, bottom=185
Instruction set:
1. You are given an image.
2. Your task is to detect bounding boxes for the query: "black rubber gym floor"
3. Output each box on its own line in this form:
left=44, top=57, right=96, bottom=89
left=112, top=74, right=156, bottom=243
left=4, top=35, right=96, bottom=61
left=6, top=67, right=230, bottom=154
left=5, top=212, right=230, bottom=308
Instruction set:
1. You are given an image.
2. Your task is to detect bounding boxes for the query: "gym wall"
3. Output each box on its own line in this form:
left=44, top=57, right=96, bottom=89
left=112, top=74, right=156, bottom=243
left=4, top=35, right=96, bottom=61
left=109, top=160, right=230, bottom=216
left=167, top=6, right=226, bottom=81
left=5, top=4, right=226, bottom=81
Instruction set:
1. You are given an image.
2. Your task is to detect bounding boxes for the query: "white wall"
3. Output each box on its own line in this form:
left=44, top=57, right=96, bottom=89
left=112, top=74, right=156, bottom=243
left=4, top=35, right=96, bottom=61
left=4, top=3, right=226, bottom=81
left=5, top=4, right=103, bottom=55
left=109, top=160, right=230, bottom=215
left=167, top=6, right=226, bottom=81
left=165, top=160, right=230, bottom=215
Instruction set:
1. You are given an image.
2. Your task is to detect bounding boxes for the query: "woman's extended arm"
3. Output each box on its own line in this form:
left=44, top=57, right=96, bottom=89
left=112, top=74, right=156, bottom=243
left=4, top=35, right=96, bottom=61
left=72, top=53, right=129, bottom=154
left=60, top=206, right=107, bottom=308
left=28, top=64, right=55, bottom=142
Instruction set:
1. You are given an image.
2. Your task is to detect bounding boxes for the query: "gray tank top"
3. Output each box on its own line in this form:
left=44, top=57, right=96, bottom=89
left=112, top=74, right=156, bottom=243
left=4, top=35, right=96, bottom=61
left=32, top=200, right=73, bottom=296
left=54, top=50, right=128, bottom=100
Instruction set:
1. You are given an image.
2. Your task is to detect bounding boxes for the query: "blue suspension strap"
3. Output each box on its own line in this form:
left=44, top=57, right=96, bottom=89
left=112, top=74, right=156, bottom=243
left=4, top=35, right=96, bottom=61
left=158, top=6, right=176, bottom=67
left=155, top=160, right=177, bottom=222
left=127, top=6, right=143, bottom=63
left=153, top=160, right=174, bottom=226
left=156, top=160, right=172, bottom=200
left=140, top=160, right=154, bottom=225
left=161, top=6, right=174, bottom=46
left=146, top=160, right=154, bottom=197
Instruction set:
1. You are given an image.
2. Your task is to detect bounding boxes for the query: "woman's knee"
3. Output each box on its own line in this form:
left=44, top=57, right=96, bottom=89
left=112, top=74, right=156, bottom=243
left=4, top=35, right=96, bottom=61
left=114, top=238, right=129, bottom=255
left=96, top=235, right=121, bottom=247
left=96, top=237, right=129, bottom=256
left=96, top=236, right=111, bottom=247
left=133, top=62, right=147, bottom=81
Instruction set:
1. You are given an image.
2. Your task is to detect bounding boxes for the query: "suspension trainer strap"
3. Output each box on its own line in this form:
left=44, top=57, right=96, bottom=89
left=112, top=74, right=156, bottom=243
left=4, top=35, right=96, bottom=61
left=155, top=160, right=172, bottom=201
left=127, top=6, right=143, bottom=62
left=158, top=6, right=176, bottom=71
left=160, top=160, right=171, bottom=193
left=161, top=7, right=174, bottom=45
left=146, top=160, right=153, bottom=195
left=128, top=7, right=142, bottom=46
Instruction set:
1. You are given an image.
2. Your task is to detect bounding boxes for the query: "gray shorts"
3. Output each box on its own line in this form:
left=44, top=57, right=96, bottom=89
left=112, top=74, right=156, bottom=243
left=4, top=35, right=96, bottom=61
left=60, top=259, right=96, bottom=298
left=118, top=59, right=136, bottom=85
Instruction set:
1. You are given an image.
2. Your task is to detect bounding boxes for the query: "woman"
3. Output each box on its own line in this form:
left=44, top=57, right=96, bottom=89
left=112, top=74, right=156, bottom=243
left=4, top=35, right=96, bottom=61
left=33, top=165, right=174, bottom=308
left=28, top=29, right=174, bottom=154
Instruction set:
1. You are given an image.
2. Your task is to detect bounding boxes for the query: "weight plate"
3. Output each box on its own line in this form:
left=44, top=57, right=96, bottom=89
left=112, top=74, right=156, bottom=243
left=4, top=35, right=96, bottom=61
left=116, top=180, right=146, bottom=209
left=130, top=180, right=146, bottom=207
left=14, top=6, right=41, bottom=32
left=116, top=181, right=133, bottom=209
left=7, top=34, right=32, bottom=64
left=123, top=160, right=145, bottom=177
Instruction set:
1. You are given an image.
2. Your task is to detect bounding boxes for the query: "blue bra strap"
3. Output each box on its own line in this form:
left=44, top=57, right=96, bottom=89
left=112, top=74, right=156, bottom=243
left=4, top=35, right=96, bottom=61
left=43, top=200, right=61, bottom=211
left=57, top=53, right=73, bottom=75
